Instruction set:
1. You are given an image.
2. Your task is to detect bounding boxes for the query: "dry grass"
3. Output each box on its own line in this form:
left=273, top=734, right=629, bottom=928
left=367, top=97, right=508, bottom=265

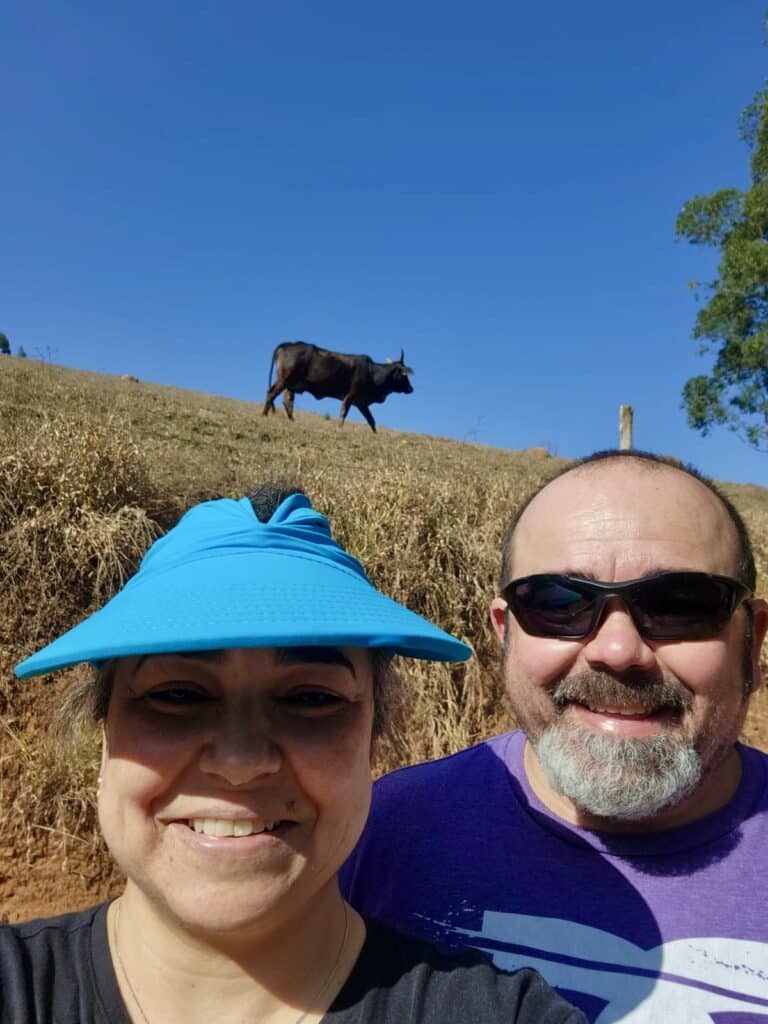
left=1, top=717, right=99, bottom=863
left=1, top=354, right=767, bottom=919
left=0, top=414, right=160, bottom=649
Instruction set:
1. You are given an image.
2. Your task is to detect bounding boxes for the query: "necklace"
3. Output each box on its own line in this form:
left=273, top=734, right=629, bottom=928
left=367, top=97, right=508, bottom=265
left=112, top=902, right=150, bottom=1024
left=113, top=898, right=350, bottom=1024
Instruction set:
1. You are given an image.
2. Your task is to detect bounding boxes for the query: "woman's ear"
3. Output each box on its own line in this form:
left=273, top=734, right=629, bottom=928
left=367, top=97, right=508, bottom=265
left=98, top=723, right=108, bottom=792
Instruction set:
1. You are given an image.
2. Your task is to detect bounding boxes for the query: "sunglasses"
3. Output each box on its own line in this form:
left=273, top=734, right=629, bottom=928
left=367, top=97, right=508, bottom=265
left=501, top=571, right=752, bottom=641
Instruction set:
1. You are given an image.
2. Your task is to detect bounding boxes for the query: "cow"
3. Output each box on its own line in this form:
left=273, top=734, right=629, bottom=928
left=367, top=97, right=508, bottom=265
left=262, top=341, right=413, bottom=433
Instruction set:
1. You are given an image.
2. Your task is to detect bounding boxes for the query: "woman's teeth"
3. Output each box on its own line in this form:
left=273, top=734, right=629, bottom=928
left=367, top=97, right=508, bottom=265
left=189, top=818, right=277, bottom=837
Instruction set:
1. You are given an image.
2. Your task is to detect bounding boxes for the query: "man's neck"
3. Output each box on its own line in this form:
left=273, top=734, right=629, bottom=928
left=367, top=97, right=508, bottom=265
left=522, top=740, right=743, bottom=834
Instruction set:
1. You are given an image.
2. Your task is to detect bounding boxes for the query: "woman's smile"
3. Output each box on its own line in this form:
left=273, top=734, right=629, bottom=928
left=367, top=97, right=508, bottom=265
left=160, top=818, right=299, bottom=863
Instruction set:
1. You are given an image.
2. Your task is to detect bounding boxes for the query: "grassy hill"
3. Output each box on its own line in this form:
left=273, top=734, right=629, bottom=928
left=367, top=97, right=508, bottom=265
left=2, top=355, right=767, bottom=921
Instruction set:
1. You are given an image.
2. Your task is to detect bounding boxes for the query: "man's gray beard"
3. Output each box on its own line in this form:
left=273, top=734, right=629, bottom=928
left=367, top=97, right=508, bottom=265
left=531, top=670, right=701, bottom=822
left=535, top=723, right=702, bottom=821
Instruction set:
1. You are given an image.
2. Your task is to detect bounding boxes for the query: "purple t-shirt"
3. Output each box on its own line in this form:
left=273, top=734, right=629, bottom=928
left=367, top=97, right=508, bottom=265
left=341, top=731, right=768, bottom=1023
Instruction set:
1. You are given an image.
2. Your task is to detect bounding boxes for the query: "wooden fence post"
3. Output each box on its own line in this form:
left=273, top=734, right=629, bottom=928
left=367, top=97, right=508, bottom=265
left=619, top=405, right=633, bottom=450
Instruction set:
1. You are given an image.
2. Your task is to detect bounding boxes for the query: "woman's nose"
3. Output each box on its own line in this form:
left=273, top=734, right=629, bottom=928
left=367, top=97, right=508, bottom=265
left=199, top=711, right=282, bottom=785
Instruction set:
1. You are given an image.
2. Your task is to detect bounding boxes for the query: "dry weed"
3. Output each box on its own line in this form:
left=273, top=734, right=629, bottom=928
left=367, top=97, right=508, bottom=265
left=0, top=415, right=154, bottom=518
left=0, top=415, right=160, bottom=649
left=0, top=717, right=101, bottom=865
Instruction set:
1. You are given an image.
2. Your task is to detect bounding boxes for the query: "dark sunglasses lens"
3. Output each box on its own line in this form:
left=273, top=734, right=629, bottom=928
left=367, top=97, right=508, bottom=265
left=512, top=579, right=597, bottom=637
left=634, top=575, right=734, bottom=638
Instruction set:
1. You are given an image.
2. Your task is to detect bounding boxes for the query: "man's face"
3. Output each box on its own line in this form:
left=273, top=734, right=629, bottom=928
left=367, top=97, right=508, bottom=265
left=490, top=461, right=767, bottom=830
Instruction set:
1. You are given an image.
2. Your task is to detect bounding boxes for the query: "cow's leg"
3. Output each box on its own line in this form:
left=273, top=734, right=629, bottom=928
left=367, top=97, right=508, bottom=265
left=263, top=380, right=284, bottom=416
left=283, top=390, right=295, bottom=420
left=358, top=404, right=377, bottom=433
left=338, top=394, right=353, bottom=426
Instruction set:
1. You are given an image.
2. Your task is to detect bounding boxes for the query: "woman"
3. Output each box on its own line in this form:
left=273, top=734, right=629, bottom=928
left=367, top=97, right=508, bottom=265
left=4, top=485, right=585, bottom=1024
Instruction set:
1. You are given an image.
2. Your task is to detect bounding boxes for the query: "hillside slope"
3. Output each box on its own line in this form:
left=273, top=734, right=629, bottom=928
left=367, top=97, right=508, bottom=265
left=2, top=356, right=767, bottom=920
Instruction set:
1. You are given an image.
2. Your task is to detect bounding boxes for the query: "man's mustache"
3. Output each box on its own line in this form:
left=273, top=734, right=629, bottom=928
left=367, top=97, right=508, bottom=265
left=550, top=670, right=694, bottom=715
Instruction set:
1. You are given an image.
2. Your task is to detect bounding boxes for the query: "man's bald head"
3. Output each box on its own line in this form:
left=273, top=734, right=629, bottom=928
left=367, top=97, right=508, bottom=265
left=500, top=450, right=755, bottom=592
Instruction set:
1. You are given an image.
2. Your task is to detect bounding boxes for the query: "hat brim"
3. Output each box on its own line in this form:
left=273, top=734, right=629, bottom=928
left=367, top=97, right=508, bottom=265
left=14, top=551, right=471, bottom=678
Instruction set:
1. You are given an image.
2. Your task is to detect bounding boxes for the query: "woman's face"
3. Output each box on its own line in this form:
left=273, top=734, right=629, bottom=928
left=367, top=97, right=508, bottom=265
left=99, top=646, right=375, bottom=936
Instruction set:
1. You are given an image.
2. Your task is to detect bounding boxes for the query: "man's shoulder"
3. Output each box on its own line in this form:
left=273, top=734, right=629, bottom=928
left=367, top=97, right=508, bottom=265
left=739, top=739, right=768, bottom=767
left=373, top=730, right=521, bottom=799
left=737, top=740, right=768, bottom=810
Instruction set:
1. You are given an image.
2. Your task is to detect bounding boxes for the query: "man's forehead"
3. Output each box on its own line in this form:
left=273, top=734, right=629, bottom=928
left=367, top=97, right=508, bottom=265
left=509, top=461, right=739, bottom=578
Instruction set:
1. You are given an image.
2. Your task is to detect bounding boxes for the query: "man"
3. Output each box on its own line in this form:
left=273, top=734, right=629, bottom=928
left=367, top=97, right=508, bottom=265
left=342, top=451, right=768, bottom=1022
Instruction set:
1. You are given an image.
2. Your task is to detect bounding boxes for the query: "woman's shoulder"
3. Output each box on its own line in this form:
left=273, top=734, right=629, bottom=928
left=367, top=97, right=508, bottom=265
left=0, top=902, right=127, bottom=1023
left=2, top=903, right=104, bottom=941
left=332, top=919, right=586, bottom=1024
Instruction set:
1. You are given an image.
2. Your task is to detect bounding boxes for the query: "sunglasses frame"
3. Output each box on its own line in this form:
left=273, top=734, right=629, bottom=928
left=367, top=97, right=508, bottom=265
left=500, top=570, right=753, bottom=641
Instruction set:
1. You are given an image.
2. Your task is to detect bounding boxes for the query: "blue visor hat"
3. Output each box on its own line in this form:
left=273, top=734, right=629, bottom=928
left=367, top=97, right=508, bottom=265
left=14, top=493, right=471, bottom=678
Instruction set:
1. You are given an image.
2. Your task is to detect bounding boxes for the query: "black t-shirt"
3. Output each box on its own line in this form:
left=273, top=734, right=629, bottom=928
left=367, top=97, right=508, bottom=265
left=0, top=903, right=586, bottom=1023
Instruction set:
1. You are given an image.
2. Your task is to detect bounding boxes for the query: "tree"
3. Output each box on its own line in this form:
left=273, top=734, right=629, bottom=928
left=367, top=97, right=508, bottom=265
left=0, top=332, right=9, bottom=355
left=675, top=82, right=768, bottom=450
left=17, top=345, right=27, bottom=358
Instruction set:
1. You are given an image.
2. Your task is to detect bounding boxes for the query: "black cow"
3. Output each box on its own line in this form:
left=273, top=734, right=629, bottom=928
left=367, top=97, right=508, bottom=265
left=262, top=341, right=413, bottom=433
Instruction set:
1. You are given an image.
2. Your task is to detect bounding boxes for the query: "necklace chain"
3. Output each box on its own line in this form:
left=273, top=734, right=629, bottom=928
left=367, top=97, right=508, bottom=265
left=113, top=902, right=150, bottom=1024
left=113, top=898, right=350, bottom=1024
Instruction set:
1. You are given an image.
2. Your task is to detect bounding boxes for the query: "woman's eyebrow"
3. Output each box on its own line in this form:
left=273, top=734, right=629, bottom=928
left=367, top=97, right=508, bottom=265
left=274, top=647, right=357, bottom=677
left=132, top=650, right=226, bottom=675
left=131, top=648, right=357, bottom=676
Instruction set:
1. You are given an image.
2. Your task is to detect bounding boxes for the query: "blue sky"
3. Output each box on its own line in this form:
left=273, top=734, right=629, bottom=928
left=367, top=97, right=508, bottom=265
left=4, top=1, right=768, bottom=484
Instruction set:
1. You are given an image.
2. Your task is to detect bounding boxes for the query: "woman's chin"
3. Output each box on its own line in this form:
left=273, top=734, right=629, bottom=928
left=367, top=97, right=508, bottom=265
left=121, top=865, right=313, bottom=940
left=153, top=887, right=299, bottom=939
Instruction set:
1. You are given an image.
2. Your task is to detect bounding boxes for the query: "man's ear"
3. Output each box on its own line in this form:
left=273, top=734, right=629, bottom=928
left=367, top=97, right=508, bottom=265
left=748, top=597, right=768, bottom=694
left=489, top=597, right=509, bottom=645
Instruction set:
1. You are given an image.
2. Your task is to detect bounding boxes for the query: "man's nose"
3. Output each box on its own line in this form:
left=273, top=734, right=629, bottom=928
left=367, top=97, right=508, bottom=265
left=581, top=598, right=657, bottom=674
left=199, top=711, right=282, bottom=786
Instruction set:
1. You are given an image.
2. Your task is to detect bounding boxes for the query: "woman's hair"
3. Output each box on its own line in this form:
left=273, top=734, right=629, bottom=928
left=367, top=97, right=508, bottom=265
left=54, top=483, right=401, bottom=742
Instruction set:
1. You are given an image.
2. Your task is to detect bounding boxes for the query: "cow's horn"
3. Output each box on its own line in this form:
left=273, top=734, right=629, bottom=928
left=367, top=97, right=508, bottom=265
left=399, top=348, right=405, bottom=363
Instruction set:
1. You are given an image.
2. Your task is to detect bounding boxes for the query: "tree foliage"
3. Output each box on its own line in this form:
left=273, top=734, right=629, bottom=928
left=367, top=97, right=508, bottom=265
left=0, top=332, right=10, bottom=355
left=676, top=82, right=768, bottom=451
